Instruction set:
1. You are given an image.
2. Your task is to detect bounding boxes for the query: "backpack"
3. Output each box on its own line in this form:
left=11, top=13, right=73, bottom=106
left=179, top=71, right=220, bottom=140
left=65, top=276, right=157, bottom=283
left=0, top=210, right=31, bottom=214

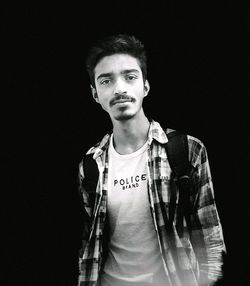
left=81, top=129, right=197, bottom=236
left=163, top=129, right=197, bottom=236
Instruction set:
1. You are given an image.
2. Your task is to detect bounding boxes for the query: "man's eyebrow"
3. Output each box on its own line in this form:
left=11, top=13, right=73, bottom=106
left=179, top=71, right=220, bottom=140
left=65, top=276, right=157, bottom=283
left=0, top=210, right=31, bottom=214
left=96, top=69, right=140, bottom=81
left=96, top=72, right=113, bottom=81
left=121, top=69, right=140, bottom=75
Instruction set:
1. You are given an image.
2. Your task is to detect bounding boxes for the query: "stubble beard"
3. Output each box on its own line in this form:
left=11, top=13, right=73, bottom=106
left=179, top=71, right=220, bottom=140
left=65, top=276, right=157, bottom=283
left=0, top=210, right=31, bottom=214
left=113, top=111, right=135, bottom=122
left=111, top=100, right=142, bottom=122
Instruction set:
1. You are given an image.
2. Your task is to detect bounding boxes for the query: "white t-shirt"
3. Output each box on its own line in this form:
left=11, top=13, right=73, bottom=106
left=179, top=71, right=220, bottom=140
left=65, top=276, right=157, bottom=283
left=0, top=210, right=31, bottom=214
left=100, top=135, right=166, bottom=286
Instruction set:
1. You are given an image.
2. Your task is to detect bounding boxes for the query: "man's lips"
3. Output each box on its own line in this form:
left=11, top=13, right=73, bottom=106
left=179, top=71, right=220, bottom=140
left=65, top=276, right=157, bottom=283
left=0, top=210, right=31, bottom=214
left=112, top=99, right=133, bottom=105
left=110, top=96, right=134, bottom=106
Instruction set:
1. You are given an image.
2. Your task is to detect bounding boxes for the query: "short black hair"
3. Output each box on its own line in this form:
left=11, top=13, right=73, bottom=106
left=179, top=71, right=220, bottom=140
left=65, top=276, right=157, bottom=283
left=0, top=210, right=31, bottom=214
left=85, top=34, right=147, bottom=87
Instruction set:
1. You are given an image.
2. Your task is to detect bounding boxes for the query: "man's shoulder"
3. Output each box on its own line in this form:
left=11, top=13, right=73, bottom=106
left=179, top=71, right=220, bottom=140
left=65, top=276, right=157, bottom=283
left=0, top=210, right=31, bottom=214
left=85, top=132, right=112, bottom=156
left=185, top=134, right=208, bottom=167
left=160, top=124, right=206, bottom=165
left=187, top=134, right=205, bottom=149
left=86, top=141, right=102, bottom=155
left=162, top=124, right=205, bottom=149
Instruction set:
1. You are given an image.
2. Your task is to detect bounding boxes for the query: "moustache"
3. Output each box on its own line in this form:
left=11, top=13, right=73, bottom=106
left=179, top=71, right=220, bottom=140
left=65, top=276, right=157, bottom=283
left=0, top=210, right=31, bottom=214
left=110, top=95, right=135, bottom=106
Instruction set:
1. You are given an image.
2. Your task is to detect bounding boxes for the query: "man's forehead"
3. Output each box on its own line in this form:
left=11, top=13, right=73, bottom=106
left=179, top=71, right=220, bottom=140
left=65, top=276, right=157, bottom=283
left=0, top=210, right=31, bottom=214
left=94, top=54, right=141, bottom=75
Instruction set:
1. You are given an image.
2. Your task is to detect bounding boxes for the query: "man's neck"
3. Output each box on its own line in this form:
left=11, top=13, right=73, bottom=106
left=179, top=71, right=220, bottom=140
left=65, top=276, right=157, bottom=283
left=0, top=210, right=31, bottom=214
left=112, top=115, right=150, bottom=155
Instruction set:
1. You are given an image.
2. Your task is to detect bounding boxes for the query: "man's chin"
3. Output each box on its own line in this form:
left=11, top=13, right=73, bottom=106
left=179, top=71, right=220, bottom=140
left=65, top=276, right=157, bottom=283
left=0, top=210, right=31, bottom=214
left=113, top=112, right=135, bottom=121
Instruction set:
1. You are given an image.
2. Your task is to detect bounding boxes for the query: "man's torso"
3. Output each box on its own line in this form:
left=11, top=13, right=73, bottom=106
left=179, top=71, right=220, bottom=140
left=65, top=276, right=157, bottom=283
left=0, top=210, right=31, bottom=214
left=100, top=136, right=166, bottom=286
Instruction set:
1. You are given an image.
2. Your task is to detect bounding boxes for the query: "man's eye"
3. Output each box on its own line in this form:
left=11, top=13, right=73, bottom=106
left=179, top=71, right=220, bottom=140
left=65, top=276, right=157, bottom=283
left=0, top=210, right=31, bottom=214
left=100, top=79, right=111, bottom=85
left=126, top=75, right=137, bottom=81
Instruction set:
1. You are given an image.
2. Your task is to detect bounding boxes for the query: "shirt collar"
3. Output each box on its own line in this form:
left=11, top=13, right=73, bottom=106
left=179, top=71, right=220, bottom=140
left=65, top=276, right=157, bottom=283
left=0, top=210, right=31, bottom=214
left=88, top=119, right=168, bottom=159
left=86, top=132, right=111, bottom=159
left=148, top=119, right=168, bottom=145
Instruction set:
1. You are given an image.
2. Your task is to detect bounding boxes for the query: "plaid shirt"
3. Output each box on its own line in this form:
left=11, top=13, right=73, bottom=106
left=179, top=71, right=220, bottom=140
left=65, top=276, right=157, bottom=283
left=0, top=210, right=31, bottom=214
left=78, top=120, right=226, bottom=286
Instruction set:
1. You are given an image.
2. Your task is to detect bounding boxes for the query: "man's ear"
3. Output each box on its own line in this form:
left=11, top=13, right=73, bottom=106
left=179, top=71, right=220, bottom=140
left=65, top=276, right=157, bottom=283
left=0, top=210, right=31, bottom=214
left=144, top=80, right=150, bottom=97
left=91, top=85, right=99, bottom=103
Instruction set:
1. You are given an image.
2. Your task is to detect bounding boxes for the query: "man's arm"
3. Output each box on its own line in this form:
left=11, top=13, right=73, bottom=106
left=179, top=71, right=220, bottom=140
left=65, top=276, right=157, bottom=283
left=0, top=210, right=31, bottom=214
left=190, top=138, right=226, bottom=285
left=78, top=161, right=93, bottom=257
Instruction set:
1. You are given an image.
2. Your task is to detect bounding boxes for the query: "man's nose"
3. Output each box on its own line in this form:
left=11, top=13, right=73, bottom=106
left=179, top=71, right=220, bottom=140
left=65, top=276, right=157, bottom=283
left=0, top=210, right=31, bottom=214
left=113, top=78, right=127, bottom=95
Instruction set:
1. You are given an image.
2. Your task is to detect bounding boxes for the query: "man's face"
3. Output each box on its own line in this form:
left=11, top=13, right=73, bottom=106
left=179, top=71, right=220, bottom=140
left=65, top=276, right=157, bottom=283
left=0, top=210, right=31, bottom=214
left=92, top=53, right=149, bottom=122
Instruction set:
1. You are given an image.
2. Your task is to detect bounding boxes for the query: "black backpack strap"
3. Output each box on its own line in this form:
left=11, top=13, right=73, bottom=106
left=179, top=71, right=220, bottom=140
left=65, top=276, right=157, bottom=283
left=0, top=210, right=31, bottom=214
left=165, top=129, right=193, bottom=236
left=81, top=153, right=99, bottom=212
left=82, top=153, right=99, bottom=186
left=165, top=129, right=189, bottom=179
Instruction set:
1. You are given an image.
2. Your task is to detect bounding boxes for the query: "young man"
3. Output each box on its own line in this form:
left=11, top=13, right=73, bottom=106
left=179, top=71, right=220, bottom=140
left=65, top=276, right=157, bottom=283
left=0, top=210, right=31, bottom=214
left=78, top=34, right=226, bottom=286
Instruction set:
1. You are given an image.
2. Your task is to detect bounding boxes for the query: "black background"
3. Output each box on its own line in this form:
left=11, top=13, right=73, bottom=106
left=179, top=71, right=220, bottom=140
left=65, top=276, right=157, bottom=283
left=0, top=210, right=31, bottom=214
left=1, top=1, right=248, bottom=285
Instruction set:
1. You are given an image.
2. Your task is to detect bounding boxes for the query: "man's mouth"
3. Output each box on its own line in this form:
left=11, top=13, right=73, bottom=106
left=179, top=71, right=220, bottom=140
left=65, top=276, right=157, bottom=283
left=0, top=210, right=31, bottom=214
left=112, top=99, right=133, bottom=105
left=110, top=96, right=134, bottom=106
